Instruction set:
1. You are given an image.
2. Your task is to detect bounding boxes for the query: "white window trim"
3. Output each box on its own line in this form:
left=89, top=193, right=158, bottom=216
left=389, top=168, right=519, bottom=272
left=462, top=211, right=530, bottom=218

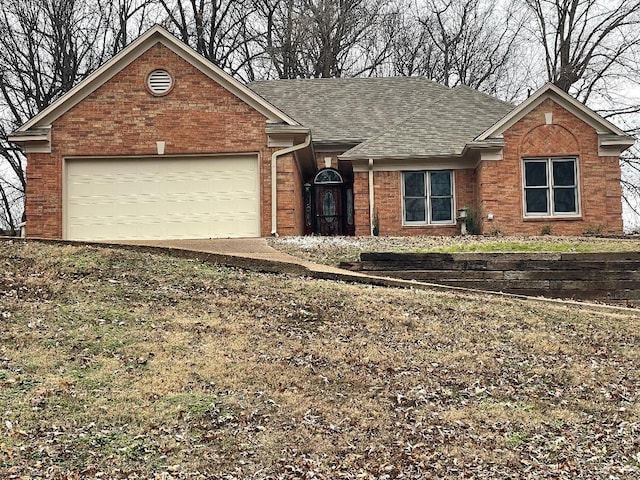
left=402, top=170, right=456, bottom=226
left=522, top=157, right=581, bottom=218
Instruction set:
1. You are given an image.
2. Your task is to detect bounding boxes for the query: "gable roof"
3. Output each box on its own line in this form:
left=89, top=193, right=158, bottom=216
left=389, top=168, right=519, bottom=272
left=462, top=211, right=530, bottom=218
left=253, top=78, right=635, bottom=159
left=12, top=25, right=298, bottom=135
left=249, top=77, right=451, bottom=144
left=477, top=82, right=633, bottom=140
left=340, top=85, right=514, bottom=159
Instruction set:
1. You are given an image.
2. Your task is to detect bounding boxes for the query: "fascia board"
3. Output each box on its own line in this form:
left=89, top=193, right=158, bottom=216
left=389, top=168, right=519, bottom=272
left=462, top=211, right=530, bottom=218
left=265, top=125, right=310, bottom=135
left=8, top=133, right=49, bottom=143
left=598, top=134, right=636, bottom=148
left=351, top=156, right=476, bottom=172
left=8, top=125, right=51, bottom=151
left=339, top=152, right=466, bottom=161
left=16, top=25, right=297, bottom=133
left=477, top=82, right=630, bottom=141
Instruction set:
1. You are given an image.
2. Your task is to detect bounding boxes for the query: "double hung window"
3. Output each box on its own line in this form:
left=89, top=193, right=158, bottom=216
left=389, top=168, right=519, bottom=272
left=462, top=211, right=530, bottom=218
left=523, top=158, right=579, bottom=216
left=402, top=171, right=454, bottom=224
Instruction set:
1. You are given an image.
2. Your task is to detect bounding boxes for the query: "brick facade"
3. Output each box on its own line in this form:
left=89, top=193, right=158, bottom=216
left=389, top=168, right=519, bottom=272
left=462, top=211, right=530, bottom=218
left=353, top=172, right=371, bottom=236
left=348, top=98, right=624, bottom=237
left=276, top=154, right=304, bottom=236
left=351, top=168, right=476, bottom=236
left=25, top=43, right=304, bottom=238
left=476, top=99, right=623, bottom=235
left=21, top=38, right=625, bottom=239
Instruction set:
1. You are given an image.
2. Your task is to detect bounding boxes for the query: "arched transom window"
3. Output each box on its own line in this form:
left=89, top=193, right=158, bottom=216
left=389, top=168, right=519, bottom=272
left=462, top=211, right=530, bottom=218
left=314, top=169, right=343, bottom=184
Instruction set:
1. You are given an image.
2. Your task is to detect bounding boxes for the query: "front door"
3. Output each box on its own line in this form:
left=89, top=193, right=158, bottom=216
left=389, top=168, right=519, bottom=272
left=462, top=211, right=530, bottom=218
left=304, top=168, right=354, bottom=236
left=315, top=185, right=343, bottom=235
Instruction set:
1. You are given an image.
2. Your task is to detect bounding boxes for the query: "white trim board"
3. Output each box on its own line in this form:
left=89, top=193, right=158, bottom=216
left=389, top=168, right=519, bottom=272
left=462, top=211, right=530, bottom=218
left=14, top=26, right=298, bottom=134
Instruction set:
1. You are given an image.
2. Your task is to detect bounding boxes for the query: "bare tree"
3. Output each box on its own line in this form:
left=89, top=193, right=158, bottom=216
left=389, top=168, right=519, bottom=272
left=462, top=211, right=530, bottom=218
left=155, top=0, right=262, bottom=78
left=387, top=4, right=440, bottom=78
left=0, top=0, right=155, bottom=230
left=106, top=0, right=160, bottom=54
left=0, top=125, right=24, bottom=231
left=256, top=0, right=308, bottom=78
left=257, top=0, right=397, bottom=79
left=523, top=0, right=640, bottom=101
left=523, top=0, right=640, bottom=228
left=379, top=0, right=529, bottom=100
left=420, top=0, right=526, bottom=96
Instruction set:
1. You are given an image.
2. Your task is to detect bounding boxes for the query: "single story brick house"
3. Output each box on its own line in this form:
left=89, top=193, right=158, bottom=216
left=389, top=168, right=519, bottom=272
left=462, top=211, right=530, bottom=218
left=9, top=26, right=635, bottom=240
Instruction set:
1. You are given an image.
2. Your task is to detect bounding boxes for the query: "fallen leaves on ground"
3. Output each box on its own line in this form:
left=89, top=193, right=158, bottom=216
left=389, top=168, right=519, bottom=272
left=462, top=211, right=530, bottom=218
left=0, top=240, right=639, bottom=479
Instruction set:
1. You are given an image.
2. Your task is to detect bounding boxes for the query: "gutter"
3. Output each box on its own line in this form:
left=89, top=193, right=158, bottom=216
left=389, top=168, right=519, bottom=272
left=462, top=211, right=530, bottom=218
left=271, top=132, right=311, bottom=236
left=368, top=158, right=375, bottom=235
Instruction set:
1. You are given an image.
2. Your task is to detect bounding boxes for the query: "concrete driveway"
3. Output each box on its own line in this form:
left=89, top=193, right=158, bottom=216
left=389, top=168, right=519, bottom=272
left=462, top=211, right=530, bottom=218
left=118, top=237, right=282, bottom=258
left=114, top=237, right=339, bottom=273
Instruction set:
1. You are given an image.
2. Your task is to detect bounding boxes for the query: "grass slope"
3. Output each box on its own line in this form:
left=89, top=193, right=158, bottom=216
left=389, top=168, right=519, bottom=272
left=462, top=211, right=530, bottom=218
left=1, top=241, right=639, bottom=479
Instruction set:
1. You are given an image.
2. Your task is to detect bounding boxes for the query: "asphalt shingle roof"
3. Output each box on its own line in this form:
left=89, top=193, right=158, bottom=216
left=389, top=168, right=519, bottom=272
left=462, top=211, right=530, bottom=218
left=248, top=77, right=515, bottom=158
left=342, top=85, right=515, bottom=159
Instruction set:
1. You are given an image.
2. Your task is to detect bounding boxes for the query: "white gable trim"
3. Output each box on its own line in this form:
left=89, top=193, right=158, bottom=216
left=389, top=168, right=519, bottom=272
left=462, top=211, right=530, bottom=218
left=477, top=82, right=631, bottom=141
left=14, top=25, right=298, bottom=133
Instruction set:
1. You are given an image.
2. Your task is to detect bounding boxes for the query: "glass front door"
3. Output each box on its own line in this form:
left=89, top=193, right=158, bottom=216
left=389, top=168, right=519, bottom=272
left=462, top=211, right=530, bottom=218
left=315, top=185, right=343, bottom=235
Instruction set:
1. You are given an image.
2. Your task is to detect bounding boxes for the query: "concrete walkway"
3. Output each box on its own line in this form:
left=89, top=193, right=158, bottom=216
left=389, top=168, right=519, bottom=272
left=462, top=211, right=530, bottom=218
left=111, top=238, right=640, bottom=316
left=115, top=238, right=348, bottom=274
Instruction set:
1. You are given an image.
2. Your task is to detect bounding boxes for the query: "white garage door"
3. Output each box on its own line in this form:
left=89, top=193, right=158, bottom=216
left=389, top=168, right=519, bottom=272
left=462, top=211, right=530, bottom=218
left=65, top=155, right=260, bottom=240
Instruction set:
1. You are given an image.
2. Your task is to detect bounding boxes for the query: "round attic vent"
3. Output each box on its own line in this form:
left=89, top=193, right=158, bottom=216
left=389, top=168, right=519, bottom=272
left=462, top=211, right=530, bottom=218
left=147, top=69, right=173, bottom=95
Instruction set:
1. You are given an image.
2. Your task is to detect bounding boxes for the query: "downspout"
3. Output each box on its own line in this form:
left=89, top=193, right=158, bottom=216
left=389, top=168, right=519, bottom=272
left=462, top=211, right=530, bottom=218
left=271, top=132, right=311, bottom=236
left=368, top=158, right=375, bottom=236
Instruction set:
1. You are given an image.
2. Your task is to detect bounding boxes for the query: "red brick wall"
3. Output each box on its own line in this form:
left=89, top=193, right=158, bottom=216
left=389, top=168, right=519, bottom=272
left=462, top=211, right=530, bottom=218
left=276, top=154, right=304, bottom=236
left=353, top=172, right=371, bottom=235
left=25, top=153, right=62, bottom=238
left=351, top=169, right=474, bottom=236
left=25, top=43, right=303, bottom=238
left=477, top=98, right=623, bottom=235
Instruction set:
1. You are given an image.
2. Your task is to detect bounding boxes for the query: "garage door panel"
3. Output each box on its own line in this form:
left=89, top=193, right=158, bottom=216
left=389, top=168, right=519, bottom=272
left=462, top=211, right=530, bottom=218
left=233, top=198, right=259, bottom=213
left=168, top=179, right=209, bottom=194
left=66, top=155, right=260, bottom=240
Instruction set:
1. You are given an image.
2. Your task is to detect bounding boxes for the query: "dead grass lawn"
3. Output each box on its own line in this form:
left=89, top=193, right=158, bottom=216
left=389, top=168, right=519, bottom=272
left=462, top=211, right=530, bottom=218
left=1, top=240, right=639, bottom=479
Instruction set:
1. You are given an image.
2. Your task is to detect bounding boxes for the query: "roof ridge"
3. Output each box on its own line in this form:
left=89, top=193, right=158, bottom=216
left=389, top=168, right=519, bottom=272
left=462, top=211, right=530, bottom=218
left=249, top=75, right=450, bottom=87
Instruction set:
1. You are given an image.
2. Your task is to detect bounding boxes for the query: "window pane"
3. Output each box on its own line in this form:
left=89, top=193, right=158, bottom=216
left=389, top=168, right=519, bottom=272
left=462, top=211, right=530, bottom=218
left=431, top=197, right=452, bottom=222
left=525, top=189, right=548, bottom=213
left=553, top=160, right=575, bottom=186
left=405, top=197, right=426, bottom=222
left=430, top=171, right=451, bottom=196
left=315, top=169, right=342, bottom=184
left=404, top=172, right=425, bottom=197
left=525, top=162, right=547, bottom=187
left=322, top=191, right=336, bottom=216
left=346, top=189, right=354, bottom=225
left=554, top=187, right=576, bottom=213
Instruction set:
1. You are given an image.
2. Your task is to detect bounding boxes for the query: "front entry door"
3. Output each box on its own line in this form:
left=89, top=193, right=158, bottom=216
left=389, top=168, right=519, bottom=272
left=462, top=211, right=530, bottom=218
left=315, top=185, right=343, bottom=235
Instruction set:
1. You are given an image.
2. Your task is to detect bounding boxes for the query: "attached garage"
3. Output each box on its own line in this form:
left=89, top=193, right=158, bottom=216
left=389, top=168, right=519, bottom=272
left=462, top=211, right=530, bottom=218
left=8, top=26, right=313, bottom=240
left=64, top=155, right=260, bottom=240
